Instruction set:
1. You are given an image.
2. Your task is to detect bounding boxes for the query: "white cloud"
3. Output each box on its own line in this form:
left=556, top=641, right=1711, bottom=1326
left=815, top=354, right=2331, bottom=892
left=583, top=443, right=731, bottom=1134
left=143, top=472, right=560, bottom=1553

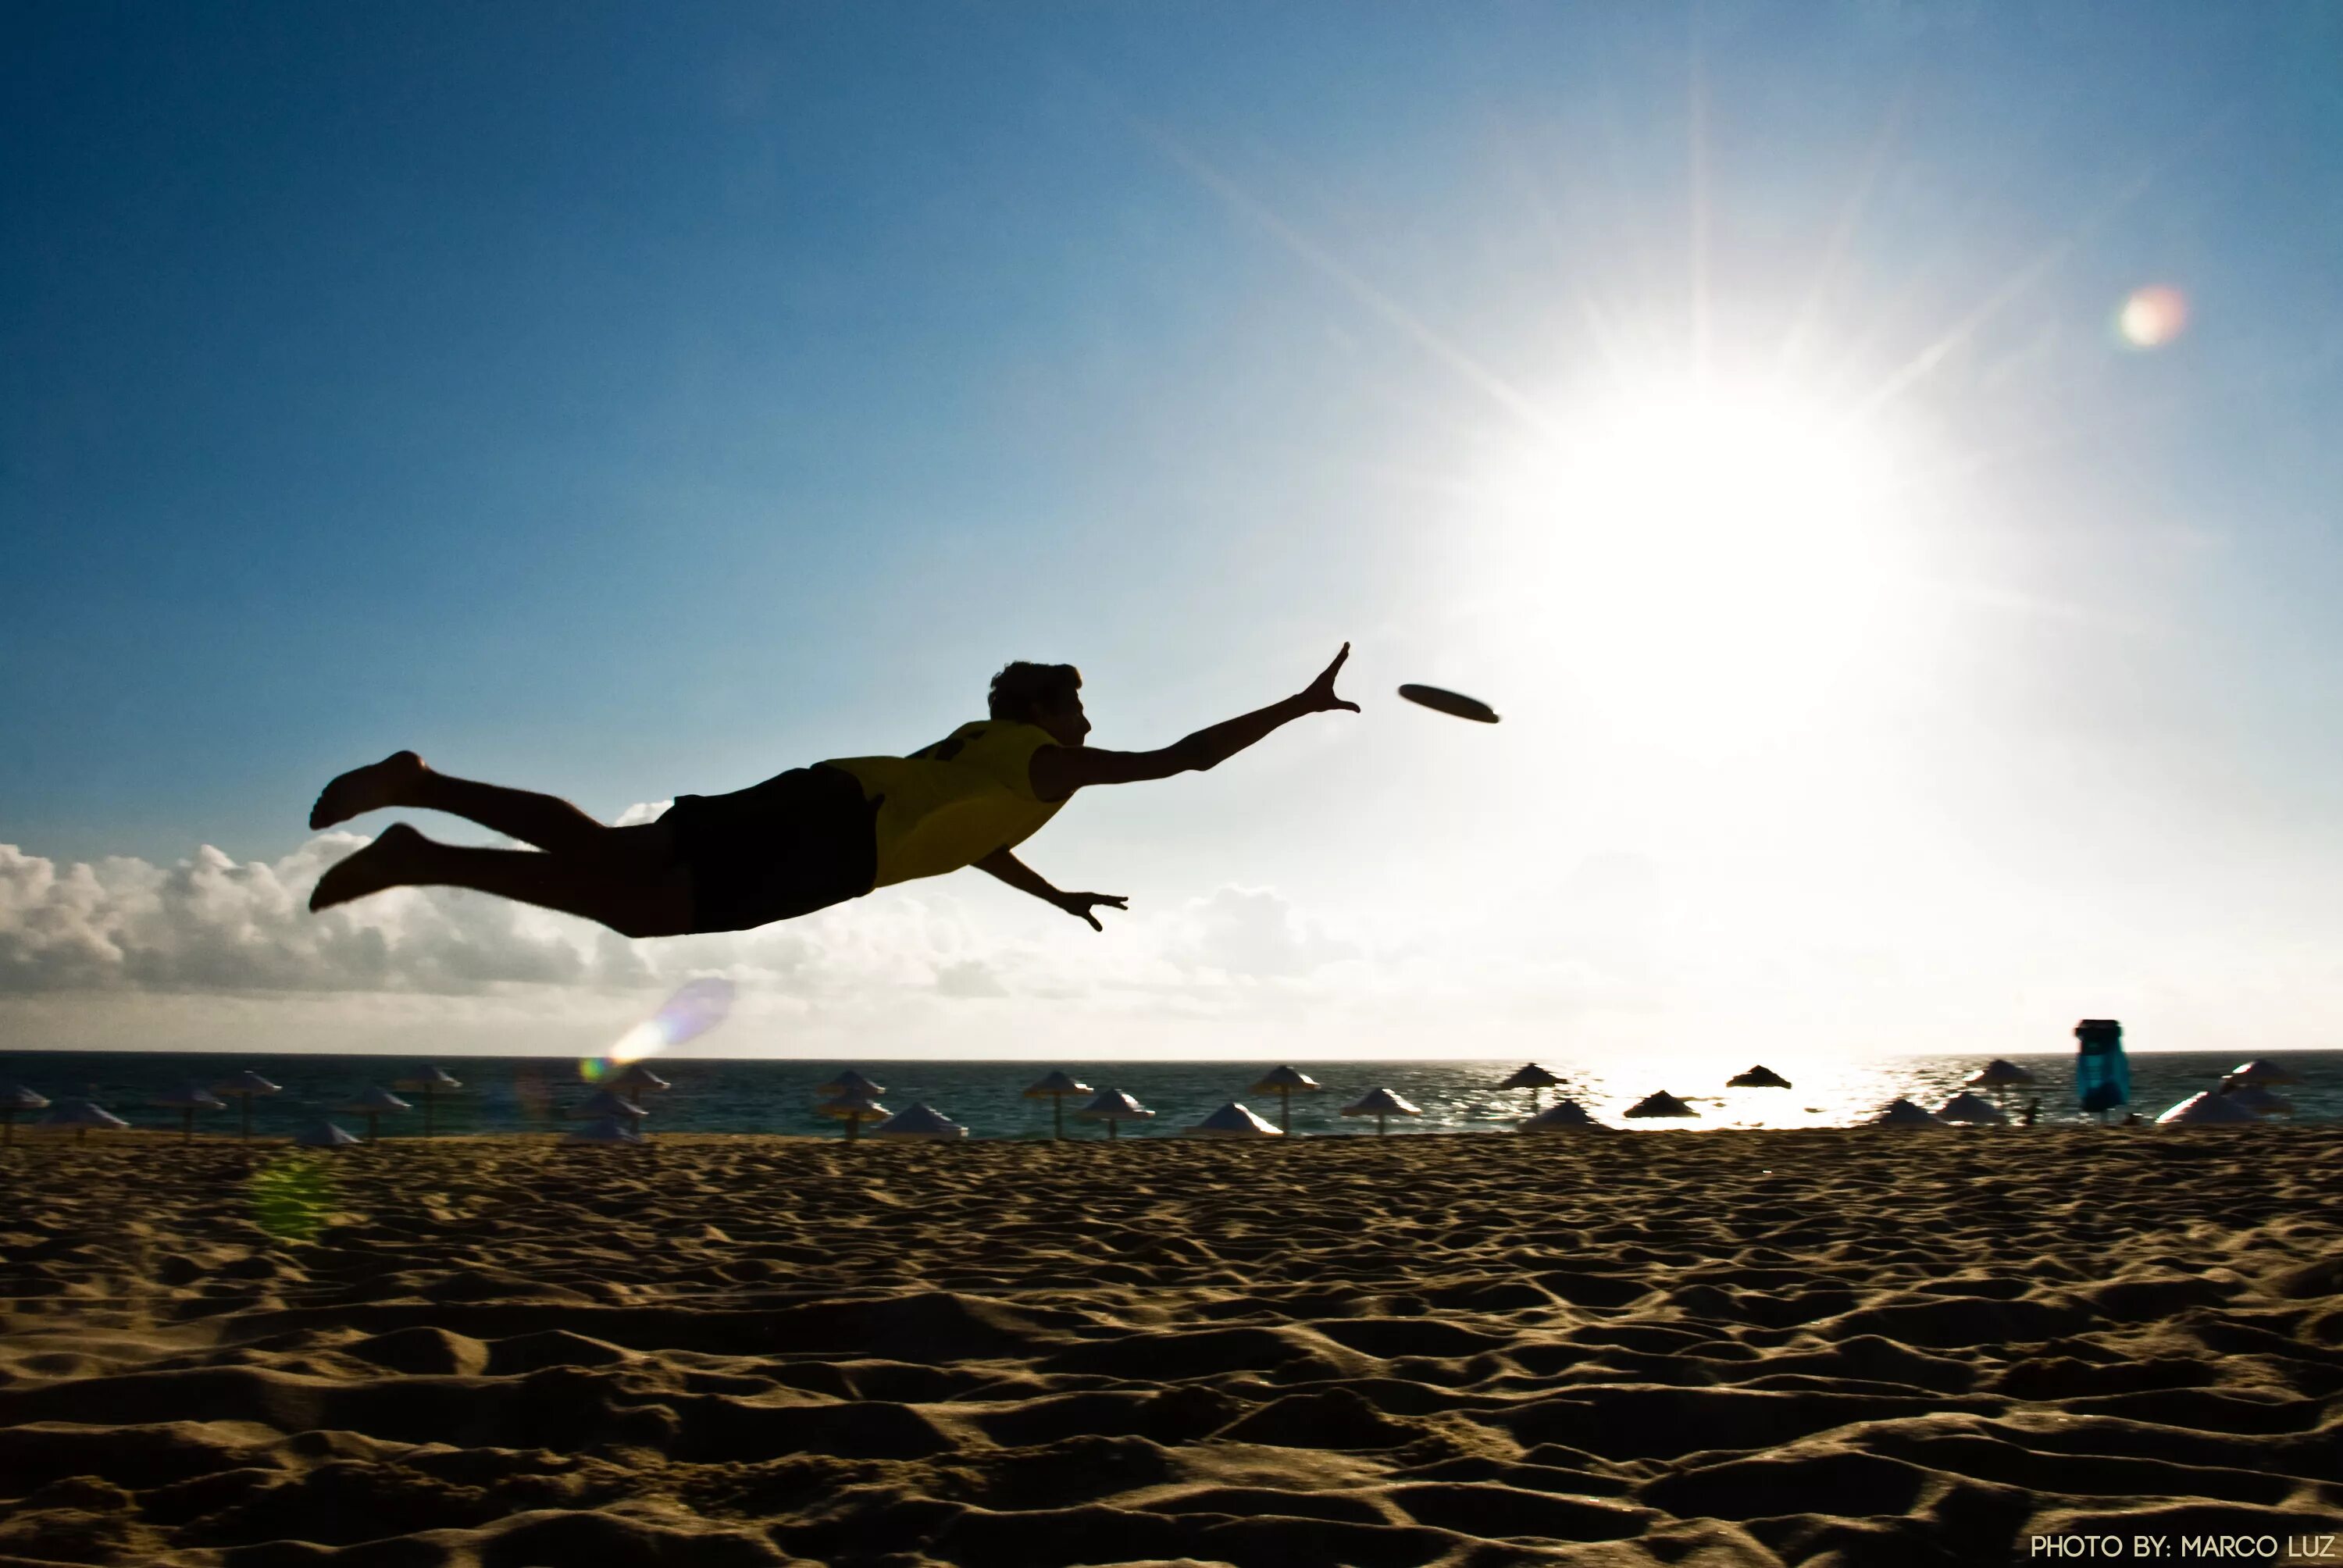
left=0, top=824, right=1692, bottom=1058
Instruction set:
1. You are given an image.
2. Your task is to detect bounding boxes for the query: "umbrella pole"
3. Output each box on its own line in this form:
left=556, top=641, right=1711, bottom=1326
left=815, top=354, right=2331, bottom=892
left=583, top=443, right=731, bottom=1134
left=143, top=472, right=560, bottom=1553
left=1377, top=1113, right=1387, bottom=1136
left=423, top=1086, right=434, bottom=1139
left=844, top=1116, right=859, bottom=1144
left=1278, top=1089, right=1291, bottom=1135
left=182, top=1109, right=194, bottom=1143
left=1054, top=1096, right=1063, bottom=1142
left=366, top=1113, right=379, bottom=1143
left=1108, top=1120, right=1118, bottom=1140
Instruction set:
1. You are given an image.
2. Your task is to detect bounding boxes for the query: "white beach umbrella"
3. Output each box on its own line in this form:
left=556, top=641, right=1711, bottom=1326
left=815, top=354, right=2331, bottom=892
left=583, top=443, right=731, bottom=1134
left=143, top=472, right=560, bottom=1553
left=1189, top=1101, right=1282, bottom=1139
left=1499, top=1063, right=1561, bottom=1111
left=817, top=1069, right=885, bottom=1099
left=1340, top=1087, right=1423, bottom=1136
left=394, top=1066, right=462, bottom=1135
left=565, top=1115, right=644, bottom=1146
left=2156, top=1092, right=2259, bottom=1127
left=212, top=1071, right=280, bottom=1140
left=572, top=1089, right=651, bottom=1121
left=2224, top=1059, right=2300, bottom=1088
left=1727, top=1065, right=1792, bottom=1089
left=1248, top=1067, right=1323, bottom=1134
left=341, top=1087, right=412, bottom=1143
left=2221, top=1083, right=2295, bottom=1117
left=1076, top=1089, right=1156, bottom=1139
left=0, top=1084, right=50, bottom=1147
left=1870, top=1098, right=1942, bottom=1127
left=1023, top=1070, right=1095, bottom=1141
left=42, top=1098, right=130, bottom=1143
left=875, top=1103, right=968, bottom=1141
left=1624, top=1091, right=1699, bottom=1119
left=1934, top=1091, right=2009, bottom=1126
left=1520, top=1098, right=1607, bottom=1131
left=818, top=1091, right=891, bottom=1142
left=155, top=1082, right=227, bottom=1142
left=295, top=1120, right=362, bottom=1149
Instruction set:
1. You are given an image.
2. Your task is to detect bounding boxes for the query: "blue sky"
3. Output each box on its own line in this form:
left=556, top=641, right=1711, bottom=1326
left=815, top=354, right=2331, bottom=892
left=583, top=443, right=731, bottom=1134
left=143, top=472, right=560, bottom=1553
left=5, top=2, right=2342, bottom=1060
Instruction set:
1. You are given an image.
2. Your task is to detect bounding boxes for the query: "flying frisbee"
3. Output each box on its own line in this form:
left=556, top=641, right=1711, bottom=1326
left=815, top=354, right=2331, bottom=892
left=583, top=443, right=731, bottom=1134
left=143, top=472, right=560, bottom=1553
left=1397, top=684, right=1499, bottom=723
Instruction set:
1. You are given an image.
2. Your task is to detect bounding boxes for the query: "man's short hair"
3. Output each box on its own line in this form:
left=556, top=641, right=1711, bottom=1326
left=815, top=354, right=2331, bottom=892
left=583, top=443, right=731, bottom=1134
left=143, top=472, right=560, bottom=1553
left=989, top=661, right=1082, bottom=723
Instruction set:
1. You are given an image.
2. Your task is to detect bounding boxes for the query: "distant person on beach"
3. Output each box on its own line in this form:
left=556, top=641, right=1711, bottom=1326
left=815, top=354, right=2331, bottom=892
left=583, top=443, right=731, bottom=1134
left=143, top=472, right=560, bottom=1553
left=2021, top=1098, right=2041, bottom=1127
left=308, top=646, right=1358, bottom=938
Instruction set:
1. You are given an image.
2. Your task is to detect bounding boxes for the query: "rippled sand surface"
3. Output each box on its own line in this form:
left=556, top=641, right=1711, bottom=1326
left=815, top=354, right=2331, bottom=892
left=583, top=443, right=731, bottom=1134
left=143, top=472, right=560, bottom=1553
left=4, top=1127, right=2341, bottom=1566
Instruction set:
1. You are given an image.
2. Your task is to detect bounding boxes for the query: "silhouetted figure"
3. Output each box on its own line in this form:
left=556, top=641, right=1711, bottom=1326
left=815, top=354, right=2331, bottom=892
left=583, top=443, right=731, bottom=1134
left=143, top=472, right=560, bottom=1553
left=308, top=647, right=1357, bottom=937
left=2020, top=1098, right=2041, bottom=1127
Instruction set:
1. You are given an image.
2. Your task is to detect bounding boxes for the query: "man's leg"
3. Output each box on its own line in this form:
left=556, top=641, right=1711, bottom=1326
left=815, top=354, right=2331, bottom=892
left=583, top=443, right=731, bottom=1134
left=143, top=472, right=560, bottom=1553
left=308, top=824, right=695, bottom=937
left=312, top=751, right=611, bottom=857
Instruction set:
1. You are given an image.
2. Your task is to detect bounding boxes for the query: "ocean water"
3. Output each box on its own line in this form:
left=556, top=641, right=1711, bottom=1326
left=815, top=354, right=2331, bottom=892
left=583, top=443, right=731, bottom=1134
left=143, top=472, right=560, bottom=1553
left=2, top=1050, right=2333, bottom=1141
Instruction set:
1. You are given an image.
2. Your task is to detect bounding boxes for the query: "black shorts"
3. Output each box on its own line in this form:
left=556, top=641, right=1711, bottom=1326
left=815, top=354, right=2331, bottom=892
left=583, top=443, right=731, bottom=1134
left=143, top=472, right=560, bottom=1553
left=661, top=764, right=879, bottom=934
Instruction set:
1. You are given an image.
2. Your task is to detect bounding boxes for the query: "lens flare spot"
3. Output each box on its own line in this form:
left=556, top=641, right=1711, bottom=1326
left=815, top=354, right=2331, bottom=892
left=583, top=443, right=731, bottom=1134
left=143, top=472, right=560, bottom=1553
left=588, top=978, right=736, bottom=1079
left=2117, top=284, right=2188, bottom=349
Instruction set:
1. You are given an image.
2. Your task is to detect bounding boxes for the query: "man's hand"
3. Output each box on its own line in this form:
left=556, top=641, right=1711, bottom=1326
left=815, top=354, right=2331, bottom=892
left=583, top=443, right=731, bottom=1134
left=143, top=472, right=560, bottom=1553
left=1296, top=642, right=1361, bottom=715
left=1054, top=891, right=1129, bottom=932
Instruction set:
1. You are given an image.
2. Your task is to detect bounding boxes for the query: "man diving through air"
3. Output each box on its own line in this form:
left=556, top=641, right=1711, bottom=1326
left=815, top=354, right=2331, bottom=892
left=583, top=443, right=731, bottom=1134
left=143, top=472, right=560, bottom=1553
left=307, top=644, right=1358, bottom=939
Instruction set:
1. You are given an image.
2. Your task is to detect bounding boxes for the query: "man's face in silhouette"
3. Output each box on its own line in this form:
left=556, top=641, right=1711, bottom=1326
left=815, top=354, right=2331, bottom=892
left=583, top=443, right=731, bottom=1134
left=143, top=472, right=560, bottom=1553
left=1032, top=690, right=1091, bottom=749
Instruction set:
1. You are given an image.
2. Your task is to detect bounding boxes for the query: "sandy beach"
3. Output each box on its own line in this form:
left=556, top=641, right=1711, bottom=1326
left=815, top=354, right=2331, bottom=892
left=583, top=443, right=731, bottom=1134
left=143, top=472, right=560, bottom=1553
left=3, top=1126, right=2340, bottom=1566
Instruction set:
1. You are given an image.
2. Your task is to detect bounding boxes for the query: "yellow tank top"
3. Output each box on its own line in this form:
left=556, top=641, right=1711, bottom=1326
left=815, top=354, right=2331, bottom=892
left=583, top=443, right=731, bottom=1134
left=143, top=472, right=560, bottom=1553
left=822, top=722, right=1068, bottom=889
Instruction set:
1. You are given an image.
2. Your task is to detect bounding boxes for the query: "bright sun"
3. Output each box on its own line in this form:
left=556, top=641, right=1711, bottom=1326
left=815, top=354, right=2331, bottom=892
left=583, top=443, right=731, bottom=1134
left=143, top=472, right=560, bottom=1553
left=1476, top=373, right=1920, bottom=751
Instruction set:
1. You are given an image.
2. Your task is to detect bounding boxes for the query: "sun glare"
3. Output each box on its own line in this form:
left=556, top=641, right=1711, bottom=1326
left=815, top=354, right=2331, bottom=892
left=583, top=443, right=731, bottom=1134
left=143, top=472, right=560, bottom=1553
left=1475, top=375, right=1919, bottom=752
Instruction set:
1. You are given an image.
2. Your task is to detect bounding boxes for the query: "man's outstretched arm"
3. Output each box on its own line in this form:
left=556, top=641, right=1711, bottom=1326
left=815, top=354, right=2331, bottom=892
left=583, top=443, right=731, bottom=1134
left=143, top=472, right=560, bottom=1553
left=1030, top=643, right=1358, bottom=798
left=972, top=846, right=1128, bottom=932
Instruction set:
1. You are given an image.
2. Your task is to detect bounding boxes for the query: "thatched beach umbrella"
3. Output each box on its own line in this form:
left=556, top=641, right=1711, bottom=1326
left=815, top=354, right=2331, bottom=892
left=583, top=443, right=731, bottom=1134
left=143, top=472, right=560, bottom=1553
left=1727, top=1065, right=1792, bottom=1089
left=566, top=1115, right=644, bottom=1146
left=0, top=1084, right=49, bottom=1147
left=1024, top=1070, right=1094, bottom=1141
left=1248, top=1067, right=1322, bottom=1134
left=42, top=1098, right=130, bottom=1143
left=1341, top=1086, right=1422, bottom=1137
left=1965, top=1059, right=2036, bottom=1115
left=1520, top=1099, right=1606, bottom=1131
left=1624, top=1091, right=1698, bottom=1119
left=609, top=1062, right=670, bottom=1108
left=876, top=1103, right=968, bottom=1141
left=2224, top=1059, right=2300, bottom=1088
left=1499, top=1063, right=1561, bottom=1112
left=1189, top=1102, right=1282, bottom=1139
left=341, top=1087, right=411, bottom=1143
left=295, top=1120, right=362, bottom=1149
left=817, top=1069, right=885, bottom=1100
left=394, top=1066, right=462, bottom=1136
left=212, top=1071, right=280, bottom=1140
left=573, top=1089, right=651, bottom=1126
left=155, top=1082, right=226, bottom=1143
left=1871, top=1098, right=1942, bottom=1127
left=2156, top=1092, right=2258, bottom=1127
left=819, top=1091, right=891, bottom=1143
left=1934, top=1091, right=2007, bottom=1126
left=1076, top=1089, right=1155, bottom=1139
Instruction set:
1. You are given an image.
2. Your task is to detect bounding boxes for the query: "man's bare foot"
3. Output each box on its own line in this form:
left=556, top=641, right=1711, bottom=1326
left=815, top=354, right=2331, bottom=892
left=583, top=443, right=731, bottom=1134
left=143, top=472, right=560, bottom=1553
left=310, top=751, right=426, bottom=831
left=309, top=824, right=430, bottom=912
